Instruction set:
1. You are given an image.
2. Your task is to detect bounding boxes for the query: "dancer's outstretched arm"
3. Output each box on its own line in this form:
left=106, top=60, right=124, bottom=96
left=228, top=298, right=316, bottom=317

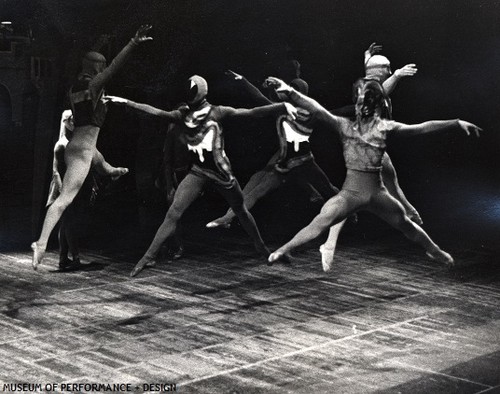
left=264, top=77, right=344, bottom=134
left=391, top=119, right=482, bottom=137
left=105, top=96, right=183, bottom=122
left=225, top=70, right=272, bottom=106
left=91, top=25, right=152, bottom=92
left=219, top=102, right=298, bottom=121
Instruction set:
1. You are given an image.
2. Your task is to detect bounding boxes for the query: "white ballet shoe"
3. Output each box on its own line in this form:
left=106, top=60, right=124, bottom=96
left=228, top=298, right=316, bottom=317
left=319, top=244, right=336, bottom=272
left=205, top=219, right=231, bottom=229
left=426, top=249, right=455, bottom=269
left=130, top=257, right=156, bottom=277
left=268, top=251, right=283, bottom=264
left=31, top=242, right=45, bottom=271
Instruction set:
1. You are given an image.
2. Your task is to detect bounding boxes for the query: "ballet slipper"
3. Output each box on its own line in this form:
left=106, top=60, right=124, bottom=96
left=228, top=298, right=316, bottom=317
left=58, top=256, right=73, bottom=271
left=426, top=249, right=454, bottom=269
left=31, top=242, right=45, bottom=271
left=268, top=251, right=284, bottom=264
left=130, top=257, right=155, bottom=277
left=408, top=210, right=423, bottom=226
left=205, top=218, right=231, bottom=229
left=171, top=245, right=184, bottom=260
left=319, top=244, right=336, bottom=272
left=111, top=167, right=129, bottom=181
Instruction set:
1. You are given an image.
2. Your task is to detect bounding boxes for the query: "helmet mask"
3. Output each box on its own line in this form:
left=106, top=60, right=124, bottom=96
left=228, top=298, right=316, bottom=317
left=186, top=75, right=208, bottom=108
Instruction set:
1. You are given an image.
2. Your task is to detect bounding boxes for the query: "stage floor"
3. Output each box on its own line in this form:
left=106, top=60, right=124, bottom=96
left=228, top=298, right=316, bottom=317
left=0, top=225, right=499, bottom=393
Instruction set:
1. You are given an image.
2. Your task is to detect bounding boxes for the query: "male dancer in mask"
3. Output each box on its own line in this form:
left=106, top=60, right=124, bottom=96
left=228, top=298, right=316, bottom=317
left=205, top=71, right=344, bottom=235
left=106, top=75, right=298, bottom=277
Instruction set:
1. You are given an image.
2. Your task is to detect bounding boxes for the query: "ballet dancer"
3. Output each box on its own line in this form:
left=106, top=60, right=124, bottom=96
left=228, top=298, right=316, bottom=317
left=205, top=71, right=344, bottom=237
left=31, top=25, right=152, bottom=270
left=320, top=42, right=422, bottom=268
left=106, top=75, right=298, bottom=277
left=48, top=110, right=128, bottom=270
left=266, top=77, right=481, bottom=270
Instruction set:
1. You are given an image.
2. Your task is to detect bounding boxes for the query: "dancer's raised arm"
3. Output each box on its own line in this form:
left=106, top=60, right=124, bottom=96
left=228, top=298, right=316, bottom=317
left=264, top=76, right=344, bottom=132
left=225, top=70, right=272, bottom=106
left=91, top=25, right=152, bottom=92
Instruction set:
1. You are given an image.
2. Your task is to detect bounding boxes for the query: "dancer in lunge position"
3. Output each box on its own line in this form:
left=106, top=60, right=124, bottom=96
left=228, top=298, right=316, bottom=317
left=205, top=70, right=345, bottom=244
left=320, top=42, right=421, bottom=268
left=48, top=110, right=128, bottom=270
left=31, top=25, right=152, bottom=270
left=266, top=77, right=481, bottom=270
left=106, top=75, right=298, bottom=277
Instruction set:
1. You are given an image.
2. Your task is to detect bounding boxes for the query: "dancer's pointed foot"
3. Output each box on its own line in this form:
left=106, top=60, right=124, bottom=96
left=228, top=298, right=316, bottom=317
left=170, top=245, right=184, bottom=260
left=58, top=256, right=73, bottom=271
left=130, top=257, right=156, bottom=277
left=426, top=248, right=454, bottom=268
left=319, top=244, right=337, bottom=272
left=59, top=257, right=83, bottom=271
left=206, top=218, right=231, bottom=229
left=111, top=167, right=129, bottom=181
left=268, top=250, right=286, bottom=265
left=31, top=242, right=44, bottom=271
left=408, top=210, right=423, bottom=226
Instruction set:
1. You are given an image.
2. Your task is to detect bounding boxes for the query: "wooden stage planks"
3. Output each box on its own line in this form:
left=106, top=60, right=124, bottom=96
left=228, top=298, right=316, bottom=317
left=0, top=234, right=499, bottom=394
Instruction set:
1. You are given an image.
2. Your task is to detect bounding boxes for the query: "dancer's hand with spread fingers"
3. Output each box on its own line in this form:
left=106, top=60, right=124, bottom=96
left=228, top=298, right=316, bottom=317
left=458, top=120, right=482, bottom=138
left=364, top=42, right=383, bottom=64
left=133, top=24, right=153, bottom=44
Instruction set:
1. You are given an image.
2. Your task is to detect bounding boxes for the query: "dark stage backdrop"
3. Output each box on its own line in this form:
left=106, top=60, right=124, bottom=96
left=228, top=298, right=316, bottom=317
left=1, top=0, right=499, bottom=250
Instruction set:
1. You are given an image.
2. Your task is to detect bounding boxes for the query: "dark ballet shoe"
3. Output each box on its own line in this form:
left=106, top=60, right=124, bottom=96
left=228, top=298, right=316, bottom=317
left=171, top=245, right=184, bottom=260
left=58, top=257, right=73, bottom=271
left=31, top=242, right=44, bottom=271
left=59, top=257, right=84, bottom=272
left=130, top=257, right=155, bottom=277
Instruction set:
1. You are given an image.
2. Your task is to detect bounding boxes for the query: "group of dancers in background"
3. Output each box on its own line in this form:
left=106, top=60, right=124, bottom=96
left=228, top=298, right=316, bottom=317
left=31, top=26, right=482, bottom=277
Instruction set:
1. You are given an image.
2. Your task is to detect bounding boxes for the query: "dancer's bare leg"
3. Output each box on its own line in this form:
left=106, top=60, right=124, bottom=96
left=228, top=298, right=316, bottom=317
left=269, top=193, right=353, bottom=263
left=381, top=153, right=422, bottom=225
left=369, top=189, right=453, bottom=267
left=32, top=136, right=94, bottom=270
left=92, top=149, right=128, bottom=180
left=319, top=221, right=346, bottom=272
left=130, top=173, right=205, bottom=277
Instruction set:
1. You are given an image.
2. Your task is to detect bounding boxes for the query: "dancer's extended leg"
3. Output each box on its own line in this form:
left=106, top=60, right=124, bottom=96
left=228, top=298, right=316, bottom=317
left=381, top=153, right=422, bottom=225
left=215, top=181, right=270, bottom=259
left=369, top=188, right=453, bottom=267
left=32, top=141, right=93, bottom=270
left=269, top=192, right=355, bottom=263
left=291, top=161, right=345, bottom=272
left=206, top=169, right=282, bottom=228
left=130, top=173, right=205, bottom=277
